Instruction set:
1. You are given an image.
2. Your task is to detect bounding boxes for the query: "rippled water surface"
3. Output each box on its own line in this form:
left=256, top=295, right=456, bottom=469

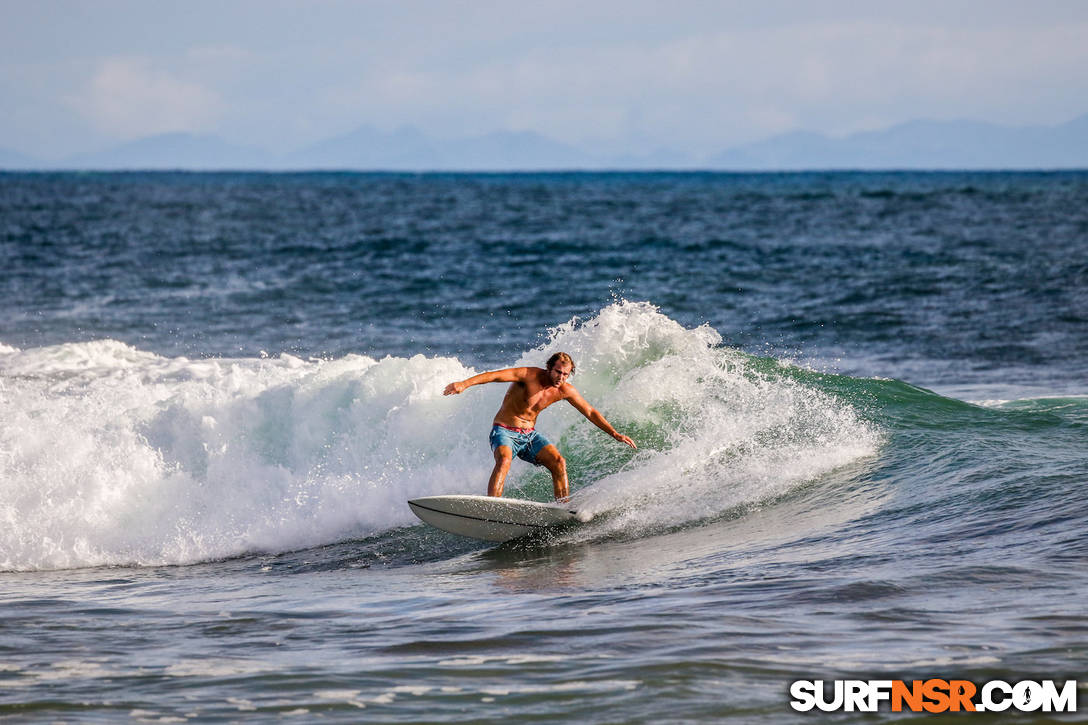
left=1, top=171, right=1086, bottom=721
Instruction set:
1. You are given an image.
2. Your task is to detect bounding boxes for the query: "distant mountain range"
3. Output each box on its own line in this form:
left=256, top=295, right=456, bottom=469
left=3, top=114, right=1087, bottom=171
left=708, top=115, right=1088, bottom=170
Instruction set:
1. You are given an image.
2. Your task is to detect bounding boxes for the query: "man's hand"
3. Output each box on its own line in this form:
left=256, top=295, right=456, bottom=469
left=614, top=433, right=637, bottom=449
left=444, top=381, right=466, bottom=396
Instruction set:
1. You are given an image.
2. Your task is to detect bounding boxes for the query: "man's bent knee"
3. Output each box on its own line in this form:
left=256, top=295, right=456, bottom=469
left=537, top=445, right=565, bottom=470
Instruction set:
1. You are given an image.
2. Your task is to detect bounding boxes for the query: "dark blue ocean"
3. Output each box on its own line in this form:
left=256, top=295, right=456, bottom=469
left=1, top=171, right=1086, bottom=722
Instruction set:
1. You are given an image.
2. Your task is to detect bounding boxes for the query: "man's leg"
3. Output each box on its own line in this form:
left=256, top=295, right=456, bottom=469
left=489, top=446, right=513, bottom=497
left=534, top=445, right=569, bottom=501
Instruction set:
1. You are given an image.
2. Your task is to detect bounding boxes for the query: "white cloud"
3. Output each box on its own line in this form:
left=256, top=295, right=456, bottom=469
left=70, top=57, right=224, bottom=139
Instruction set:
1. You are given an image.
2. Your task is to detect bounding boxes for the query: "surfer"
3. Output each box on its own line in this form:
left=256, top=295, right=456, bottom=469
left=443, top=352, right=636, bottom=501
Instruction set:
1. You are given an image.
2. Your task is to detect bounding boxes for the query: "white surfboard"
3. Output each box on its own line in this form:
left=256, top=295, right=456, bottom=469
left=407, top=495, right=590, bottom=543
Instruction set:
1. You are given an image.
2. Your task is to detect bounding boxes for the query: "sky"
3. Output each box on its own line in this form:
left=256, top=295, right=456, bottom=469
left=3, top=0, right=1088, bottom=160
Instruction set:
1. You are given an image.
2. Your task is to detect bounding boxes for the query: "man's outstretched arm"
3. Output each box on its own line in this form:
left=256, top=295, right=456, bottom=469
left=443, top=367, right=529, bottom=395
left=565, top=389, right=637, bottom=449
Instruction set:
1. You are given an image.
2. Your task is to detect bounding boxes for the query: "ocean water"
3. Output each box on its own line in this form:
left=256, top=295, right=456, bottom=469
left=1, top=171, right=1086, bottom=722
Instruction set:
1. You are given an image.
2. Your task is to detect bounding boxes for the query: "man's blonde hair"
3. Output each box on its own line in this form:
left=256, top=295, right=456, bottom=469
left=546, top=352, right=575, bottom=375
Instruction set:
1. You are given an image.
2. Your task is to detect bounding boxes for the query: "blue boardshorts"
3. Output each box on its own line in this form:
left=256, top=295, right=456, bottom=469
left=489, top=424, right=553, bottom=466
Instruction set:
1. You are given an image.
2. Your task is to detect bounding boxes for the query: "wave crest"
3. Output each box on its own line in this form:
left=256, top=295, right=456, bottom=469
left=0, top=302, right=881, bottom=570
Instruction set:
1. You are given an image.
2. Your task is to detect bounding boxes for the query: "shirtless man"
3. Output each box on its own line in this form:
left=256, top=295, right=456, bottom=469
left=443, top=352, right=636, bottom=501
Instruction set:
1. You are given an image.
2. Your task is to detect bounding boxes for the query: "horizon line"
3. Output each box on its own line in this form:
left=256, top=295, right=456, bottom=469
left=4, top=166, right=1088, bottom=174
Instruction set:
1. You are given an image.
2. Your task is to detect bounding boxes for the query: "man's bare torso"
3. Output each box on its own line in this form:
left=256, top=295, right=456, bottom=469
left=494, top=367, right=570, bottom=429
